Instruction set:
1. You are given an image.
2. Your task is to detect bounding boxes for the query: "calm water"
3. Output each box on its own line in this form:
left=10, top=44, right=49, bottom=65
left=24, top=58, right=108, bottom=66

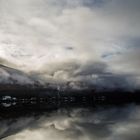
left=1, top=105, right=140, bottom=140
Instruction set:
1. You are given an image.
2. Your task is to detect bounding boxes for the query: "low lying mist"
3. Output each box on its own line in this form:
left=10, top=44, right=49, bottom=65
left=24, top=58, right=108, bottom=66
left=0, top=60, right=140, bottom=92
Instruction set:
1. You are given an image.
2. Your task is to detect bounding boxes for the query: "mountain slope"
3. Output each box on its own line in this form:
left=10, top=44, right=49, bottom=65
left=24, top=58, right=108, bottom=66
left=0, top=64, right=36, bottom=86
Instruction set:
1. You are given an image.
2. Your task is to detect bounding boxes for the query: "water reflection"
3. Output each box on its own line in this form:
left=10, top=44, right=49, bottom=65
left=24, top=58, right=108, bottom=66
left=1, top=105, right=140, bottom=140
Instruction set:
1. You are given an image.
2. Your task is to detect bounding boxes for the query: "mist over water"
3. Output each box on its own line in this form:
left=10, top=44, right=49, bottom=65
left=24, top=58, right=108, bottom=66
left=0, top=105, right=140, bottom=140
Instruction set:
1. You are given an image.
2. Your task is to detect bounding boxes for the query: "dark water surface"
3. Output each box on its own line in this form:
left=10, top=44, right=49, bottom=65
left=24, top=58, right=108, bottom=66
left=1, top=105, right=140, bottom=140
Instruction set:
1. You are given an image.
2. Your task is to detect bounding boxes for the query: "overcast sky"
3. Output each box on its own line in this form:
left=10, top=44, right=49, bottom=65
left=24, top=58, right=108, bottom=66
left=1, top=1, right=140, bottom=140
left=0, top=0, right=140, bottom=89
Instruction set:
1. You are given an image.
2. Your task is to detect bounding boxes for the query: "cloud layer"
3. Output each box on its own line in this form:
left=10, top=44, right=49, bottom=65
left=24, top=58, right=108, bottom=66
left=0, top=0, right=140, bottom=89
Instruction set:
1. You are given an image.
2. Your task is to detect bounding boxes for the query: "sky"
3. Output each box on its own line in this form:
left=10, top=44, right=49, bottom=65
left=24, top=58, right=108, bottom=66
left=0, top=0, right=140, bottom=89
left=0, top=1, right=140, bottom=140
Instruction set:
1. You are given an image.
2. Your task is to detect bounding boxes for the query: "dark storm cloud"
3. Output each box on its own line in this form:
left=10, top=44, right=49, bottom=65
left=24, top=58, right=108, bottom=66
left=65, top=46, right=74, bottom=51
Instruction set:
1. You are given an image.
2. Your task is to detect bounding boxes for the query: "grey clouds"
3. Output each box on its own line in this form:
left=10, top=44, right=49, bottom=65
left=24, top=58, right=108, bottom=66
left=0, top=0, right=140, bottom=89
